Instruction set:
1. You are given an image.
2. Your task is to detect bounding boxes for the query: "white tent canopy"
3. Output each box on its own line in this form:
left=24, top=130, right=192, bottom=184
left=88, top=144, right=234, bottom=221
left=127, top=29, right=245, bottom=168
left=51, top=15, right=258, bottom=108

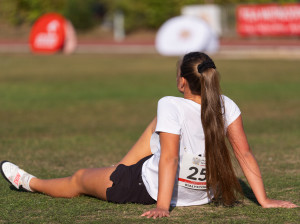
left=155, top=16, right=219, bottom=56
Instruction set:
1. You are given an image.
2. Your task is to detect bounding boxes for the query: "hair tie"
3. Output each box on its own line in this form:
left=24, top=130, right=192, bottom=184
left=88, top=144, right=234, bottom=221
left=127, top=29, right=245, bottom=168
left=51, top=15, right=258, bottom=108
left=197, top=61, right=216, bottom=74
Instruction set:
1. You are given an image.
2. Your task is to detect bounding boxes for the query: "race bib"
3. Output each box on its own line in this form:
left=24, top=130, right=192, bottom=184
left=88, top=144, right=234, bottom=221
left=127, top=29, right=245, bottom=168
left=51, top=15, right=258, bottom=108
left=178, top=153, right=206, bottom=190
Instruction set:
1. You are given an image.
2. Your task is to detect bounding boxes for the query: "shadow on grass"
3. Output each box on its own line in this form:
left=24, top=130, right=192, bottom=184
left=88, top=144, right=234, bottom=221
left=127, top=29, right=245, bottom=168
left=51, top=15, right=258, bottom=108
left=239, top=179, right=259, bottom=205
left=10, top=185, right=29, bottom=193
left=169, top=179, right=259, bottom=211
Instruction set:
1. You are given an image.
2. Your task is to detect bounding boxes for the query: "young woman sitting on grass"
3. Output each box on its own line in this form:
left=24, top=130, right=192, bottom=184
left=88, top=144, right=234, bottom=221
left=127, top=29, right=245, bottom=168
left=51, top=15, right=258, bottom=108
left=1, top=52, right=297, bottom=219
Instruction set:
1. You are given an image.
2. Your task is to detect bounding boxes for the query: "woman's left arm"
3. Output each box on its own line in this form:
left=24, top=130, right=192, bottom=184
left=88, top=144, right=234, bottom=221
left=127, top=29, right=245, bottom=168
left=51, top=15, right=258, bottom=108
left=141, top=132, right=179, bottom=218
left=227, top=115, right=298, bottom=208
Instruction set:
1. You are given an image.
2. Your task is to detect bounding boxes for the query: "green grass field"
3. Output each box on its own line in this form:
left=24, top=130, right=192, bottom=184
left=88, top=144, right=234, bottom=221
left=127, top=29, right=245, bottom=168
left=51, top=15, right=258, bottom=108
left=0, top=54, right=299, bottom=223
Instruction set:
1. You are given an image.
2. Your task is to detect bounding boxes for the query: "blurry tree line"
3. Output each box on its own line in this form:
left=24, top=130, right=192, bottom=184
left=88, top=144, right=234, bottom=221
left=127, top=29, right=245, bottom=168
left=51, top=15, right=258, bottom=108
left=0, top=0, right=299, bottom=32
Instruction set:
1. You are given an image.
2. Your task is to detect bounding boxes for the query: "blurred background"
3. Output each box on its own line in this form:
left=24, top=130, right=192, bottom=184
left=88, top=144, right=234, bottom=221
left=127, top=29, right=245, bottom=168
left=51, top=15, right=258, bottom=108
left=0, top=1, right=299, bottom=222
left=0, top=0, right=299, bottom=57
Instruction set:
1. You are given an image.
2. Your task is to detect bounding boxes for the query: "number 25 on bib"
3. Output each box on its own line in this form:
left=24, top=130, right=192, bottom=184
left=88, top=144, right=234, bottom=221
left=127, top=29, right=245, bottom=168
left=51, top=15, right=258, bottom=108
left=178, top=153, right=206, bottom=190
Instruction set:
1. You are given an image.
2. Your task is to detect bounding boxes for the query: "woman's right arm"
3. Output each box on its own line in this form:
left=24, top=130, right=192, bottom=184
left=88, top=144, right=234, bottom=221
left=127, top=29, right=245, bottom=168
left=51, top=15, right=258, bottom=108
left=141, top=132, right=179, bottom=219
left=227, top=115, right=298, bottom=208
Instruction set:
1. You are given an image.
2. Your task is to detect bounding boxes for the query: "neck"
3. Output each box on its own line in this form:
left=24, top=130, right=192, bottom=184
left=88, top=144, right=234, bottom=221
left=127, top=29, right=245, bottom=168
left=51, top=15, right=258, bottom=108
left=183, top=92, right=201, bottom=104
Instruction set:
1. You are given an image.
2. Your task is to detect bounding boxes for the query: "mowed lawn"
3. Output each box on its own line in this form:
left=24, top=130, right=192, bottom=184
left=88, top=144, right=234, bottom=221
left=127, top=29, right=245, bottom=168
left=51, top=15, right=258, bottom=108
left=0, top=54, right=299, bottom=223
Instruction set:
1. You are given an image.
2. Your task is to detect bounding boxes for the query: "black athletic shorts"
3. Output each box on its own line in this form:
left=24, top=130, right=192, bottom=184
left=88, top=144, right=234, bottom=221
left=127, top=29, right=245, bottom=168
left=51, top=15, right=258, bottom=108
left=106, top=155, right=156, bottom=205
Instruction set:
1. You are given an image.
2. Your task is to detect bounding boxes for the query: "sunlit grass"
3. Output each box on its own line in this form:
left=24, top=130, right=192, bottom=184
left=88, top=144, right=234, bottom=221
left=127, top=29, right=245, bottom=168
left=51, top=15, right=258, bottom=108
left=0, top=54, right=299, bottom=223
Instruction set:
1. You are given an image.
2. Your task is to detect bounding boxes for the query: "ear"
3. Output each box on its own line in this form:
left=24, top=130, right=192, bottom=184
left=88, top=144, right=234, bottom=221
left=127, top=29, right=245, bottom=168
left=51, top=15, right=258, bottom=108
left=177, top=77, right=186, bottom=93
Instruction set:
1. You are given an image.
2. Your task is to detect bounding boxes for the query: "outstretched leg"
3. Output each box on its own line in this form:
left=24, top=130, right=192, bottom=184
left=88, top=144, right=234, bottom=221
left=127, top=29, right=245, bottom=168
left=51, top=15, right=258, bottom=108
left=30, top=166, right=115, bottom=200
left=1, top=118, right=157, bottom=199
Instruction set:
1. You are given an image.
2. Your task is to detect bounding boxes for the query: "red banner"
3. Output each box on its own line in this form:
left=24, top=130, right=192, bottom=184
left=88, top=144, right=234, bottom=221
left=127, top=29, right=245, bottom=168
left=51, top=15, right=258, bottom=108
left=237, top=4, right=300, bottom=36
left=29, top=13, right=66, bottom=54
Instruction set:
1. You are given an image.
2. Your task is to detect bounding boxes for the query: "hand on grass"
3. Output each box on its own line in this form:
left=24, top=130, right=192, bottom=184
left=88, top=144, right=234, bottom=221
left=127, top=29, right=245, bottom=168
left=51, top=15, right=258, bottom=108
left=260, top=199, right=298, bottom=208
left=141, top=208, right=170, bottom=219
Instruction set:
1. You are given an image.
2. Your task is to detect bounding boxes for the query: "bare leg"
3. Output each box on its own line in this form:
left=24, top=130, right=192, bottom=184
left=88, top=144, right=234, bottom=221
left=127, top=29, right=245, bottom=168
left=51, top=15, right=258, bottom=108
left=28, top=118, right=157, bottom=199
left=117, top=117, right=157, bottom=166
left=30, top=167, right=115, bottom=200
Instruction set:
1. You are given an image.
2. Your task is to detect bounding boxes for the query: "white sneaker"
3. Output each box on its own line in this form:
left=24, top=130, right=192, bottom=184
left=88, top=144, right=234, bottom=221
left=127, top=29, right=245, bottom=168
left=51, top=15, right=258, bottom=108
left=0, top=161, right=35, bottom=192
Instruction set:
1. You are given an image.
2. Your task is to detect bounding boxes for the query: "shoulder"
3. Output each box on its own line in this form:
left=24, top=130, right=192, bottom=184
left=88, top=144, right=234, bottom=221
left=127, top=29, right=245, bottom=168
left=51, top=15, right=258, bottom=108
left=156, top=96, right=183, bottom=118
left=158, top=96, right=182, bottom=103
left=157, top=96, right=183, bottom=108
left=221, top=95, right=236, bottom=105
left=221, top=95, right=241, bottom=128
left=221, top=95, right=240, bottom=110
left=155, top=97, right=183, bottom=134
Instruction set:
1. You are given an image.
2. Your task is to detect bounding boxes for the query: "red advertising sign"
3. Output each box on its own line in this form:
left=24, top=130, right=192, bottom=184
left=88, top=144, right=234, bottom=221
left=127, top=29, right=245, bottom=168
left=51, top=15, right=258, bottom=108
left=237, top=4, right=300, bottom=36
left=29, top=13, right=66, bottom=53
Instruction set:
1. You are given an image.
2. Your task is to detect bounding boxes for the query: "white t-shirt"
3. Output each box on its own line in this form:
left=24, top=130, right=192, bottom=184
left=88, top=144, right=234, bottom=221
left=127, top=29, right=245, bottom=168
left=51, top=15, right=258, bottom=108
left=141, top=95, right=241, bottom=207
